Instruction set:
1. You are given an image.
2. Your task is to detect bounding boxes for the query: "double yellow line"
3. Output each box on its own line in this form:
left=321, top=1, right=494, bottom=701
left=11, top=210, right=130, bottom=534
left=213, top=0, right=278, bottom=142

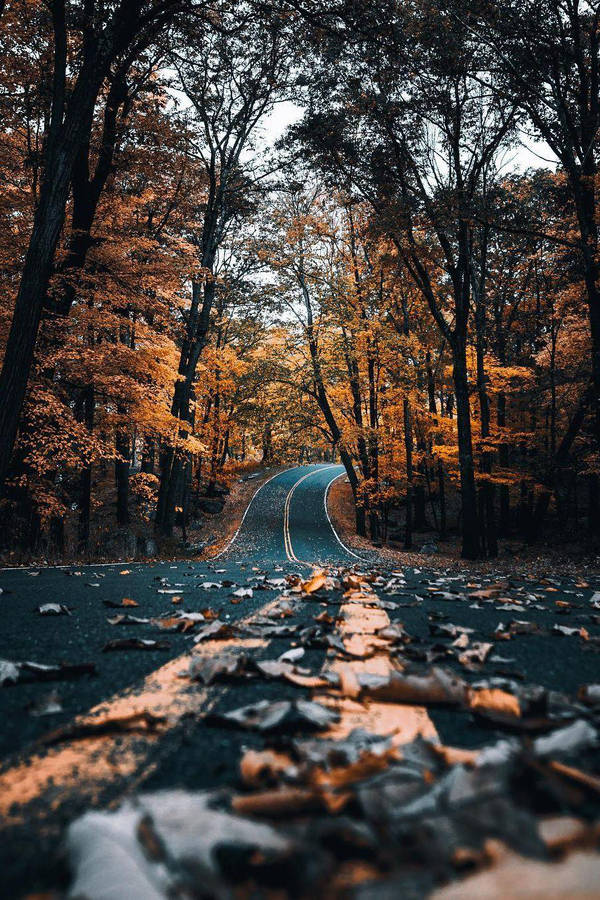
left=283, top=466, right=338, bottom=563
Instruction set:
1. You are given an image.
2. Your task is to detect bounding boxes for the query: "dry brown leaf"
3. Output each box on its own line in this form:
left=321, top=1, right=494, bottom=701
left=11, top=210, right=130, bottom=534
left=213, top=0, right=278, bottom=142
left=40, top=710, right=166, bottom=746
left=122, top=597, right=138, bottom=607
left=361, top=667, right=468, bottom=706
left=309, top=751, right=395, bottom=791
left=432, top=744, right=480, bottom=767
left=327, top=861, right=382, bottom=894
left=282, top=671, right=329, bottom=689
left=342, top=574, right=364, bottom=591
left=240, top=749, right=295, bottom=787
left=151, top=616, right=195, bottom=633
left=548, top=760, right=600, bottom=795
left=231, top=787, right=321, bottom=817
left=468, top=688, right=521, bottom=718
left=302, top=572, right=327, bottom=594
left=315, top=610, right=334, bottom=624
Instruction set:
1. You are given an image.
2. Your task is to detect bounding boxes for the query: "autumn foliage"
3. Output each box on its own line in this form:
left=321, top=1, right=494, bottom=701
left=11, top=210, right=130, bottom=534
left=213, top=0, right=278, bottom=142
left=0, top=0, right=600, bottom=560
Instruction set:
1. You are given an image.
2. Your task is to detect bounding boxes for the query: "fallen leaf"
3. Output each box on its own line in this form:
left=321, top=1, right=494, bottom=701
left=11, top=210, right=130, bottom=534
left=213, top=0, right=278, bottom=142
left=66, top=792, right=290, bottom=897
left=239, top=748, right=297, bottom=787
left=302, top=572, right=327, bottom=594
left=102, top=638, right=169, bottom=652
left=459, top=642, right=494, bottom=669
left=231, top=788, right=321, bottom=817
left=0, top=658, right=95, bottom=686
left=208, top=698, right=340, bottom=733
left=151, top=615, right=196, bottom=633
left=279, top=647, right=305, bottom=663
left=41, top=710, right=167, bottom=746
left=360, top=667, right=468, bottom=706
left=468, top=688, right=521, bottom=718
left=189, top=653, right=252, bottom=685
left=192, top=620, right=235, bottom=643
left=578, top=684, right=600, bottom=705
left=107, top=614, right=150, bottom=625
left=547, top=760, right=600, bottom=796
left=37, top=603, right=71, bottom=616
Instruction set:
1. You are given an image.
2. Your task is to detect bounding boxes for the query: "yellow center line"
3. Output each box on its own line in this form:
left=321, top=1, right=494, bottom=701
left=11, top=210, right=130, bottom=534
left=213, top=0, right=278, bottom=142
left=316, top=583, right=438, bottom=746
left=283, top=466, right=338, bottom=564
left=0, top=598, right=283, bottom=826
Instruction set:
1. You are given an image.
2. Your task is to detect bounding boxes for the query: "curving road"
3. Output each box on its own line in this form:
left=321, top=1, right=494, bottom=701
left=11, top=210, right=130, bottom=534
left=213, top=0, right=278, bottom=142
left=219, top=463, right=364, bottom=566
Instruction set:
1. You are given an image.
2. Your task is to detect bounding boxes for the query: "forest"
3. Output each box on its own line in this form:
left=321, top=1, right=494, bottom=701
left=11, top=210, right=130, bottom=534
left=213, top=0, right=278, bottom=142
left=1, top=0, right=600, bottom=562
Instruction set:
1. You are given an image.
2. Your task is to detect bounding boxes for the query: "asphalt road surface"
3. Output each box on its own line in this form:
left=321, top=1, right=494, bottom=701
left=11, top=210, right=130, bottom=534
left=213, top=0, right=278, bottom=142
left=1, top=464, right=599, bottom=897
left=0, top=465, right=357, bottom=758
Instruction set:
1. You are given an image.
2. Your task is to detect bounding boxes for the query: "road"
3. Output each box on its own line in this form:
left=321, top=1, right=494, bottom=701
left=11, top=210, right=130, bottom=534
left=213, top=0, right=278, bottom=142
left=0, top=464, right=599, bottom=897
left=218, top=463, right=363, bottom=566
left=0, top=465, right=358, bottom=759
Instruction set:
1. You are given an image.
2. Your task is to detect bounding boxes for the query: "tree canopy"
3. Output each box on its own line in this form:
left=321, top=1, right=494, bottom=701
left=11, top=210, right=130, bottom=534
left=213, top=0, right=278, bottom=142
left=1, top=0, right=599, bottom=561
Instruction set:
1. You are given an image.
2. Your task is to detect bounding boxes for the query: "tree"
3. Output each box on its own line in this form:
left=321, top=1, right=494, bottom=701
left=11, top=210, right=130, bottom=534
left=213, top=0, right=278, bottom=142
left=154, top=7, right=295, bottom=534
left=288, top=2, right=515, bottom=556
left=466, top=0, right=600, bottom=458
left=0, top=0, right=210, bottom=492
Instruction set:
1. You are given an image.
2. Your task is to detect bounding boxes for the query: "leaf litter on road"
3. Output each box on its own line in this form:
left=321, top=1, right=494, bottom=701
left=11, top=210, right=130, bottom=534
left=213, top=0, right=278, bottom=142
left=17, top=563, right=600, bottom=898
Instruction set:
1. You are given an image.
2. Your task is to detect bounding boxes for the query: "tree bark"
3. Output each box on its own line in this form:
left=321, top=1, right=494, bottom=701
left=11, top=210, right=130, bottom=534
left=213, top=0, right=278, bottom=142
left=452, top=339, right=481, bottom=558
left=403, top=397, right=413, bottom=549
left=115, top=427, right=130, bottom=526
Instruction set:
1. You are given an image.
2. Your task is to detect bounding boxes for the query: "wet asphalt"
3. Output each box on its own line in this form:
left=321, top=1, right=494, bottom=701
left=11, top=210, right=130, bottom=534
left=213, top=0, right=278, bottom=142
left=1, top=464, right=600, bottom=896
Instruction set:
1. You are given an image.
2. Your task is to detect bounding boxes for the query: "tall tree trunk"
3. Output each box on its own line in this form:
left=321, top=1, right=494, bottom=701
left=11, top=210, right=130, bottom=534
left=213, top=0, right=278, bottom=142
left=77, top=384, right=94, bottom=552
left=452, top=339, right=480, bottom=559
left=403, top=397, right=413, bottom=549
left=115, top=426, right=130, bottom=526
left=530, top=385, right=592, bottom=540
left=497, top=391, right=511, bottom=535
left=437, top=457, right=447, bottom=540
left=571, top=168, right=600, bottom=455
left=426, top=350, right=437, bottom=414
left=155, top=279, right=215, bottom=535
left=474, top=282, right=497, bottom=558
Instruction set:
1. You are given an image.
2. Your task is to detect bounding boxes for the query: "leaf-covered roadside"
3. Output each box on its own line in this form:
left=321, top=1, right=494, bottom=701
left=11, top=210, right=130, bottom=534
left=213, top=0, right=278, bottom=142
left=48, top=566, right=600, bottom=899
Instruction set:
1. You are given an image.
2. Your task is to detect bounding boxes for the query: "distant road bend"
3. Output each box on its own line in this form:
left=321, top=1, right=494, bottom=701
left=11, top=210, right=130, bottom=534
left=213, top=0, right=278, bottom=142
left=217, top=463, right=364, bottom=566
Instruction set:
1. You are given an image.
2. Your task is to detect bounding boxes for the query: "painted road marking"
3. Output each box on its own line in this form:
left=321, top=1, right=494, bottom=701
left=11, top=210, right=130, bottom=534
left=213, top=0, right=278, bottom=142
left=0, top=599, right=282, bottom=826
left=283, top=465, right=338, bottom=564
left=323, top=470, right=365, bottom=561
left=211, top=465, right=300, bottom=559
left=316, top=579, right=437, bottom=745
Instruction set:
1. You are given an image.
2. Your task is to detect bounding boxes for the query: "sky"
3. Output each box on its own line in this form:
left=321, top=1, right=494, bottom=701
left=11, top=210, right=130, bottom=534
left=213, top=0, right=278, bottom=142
left=262, top=100, right=558, bottom=173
